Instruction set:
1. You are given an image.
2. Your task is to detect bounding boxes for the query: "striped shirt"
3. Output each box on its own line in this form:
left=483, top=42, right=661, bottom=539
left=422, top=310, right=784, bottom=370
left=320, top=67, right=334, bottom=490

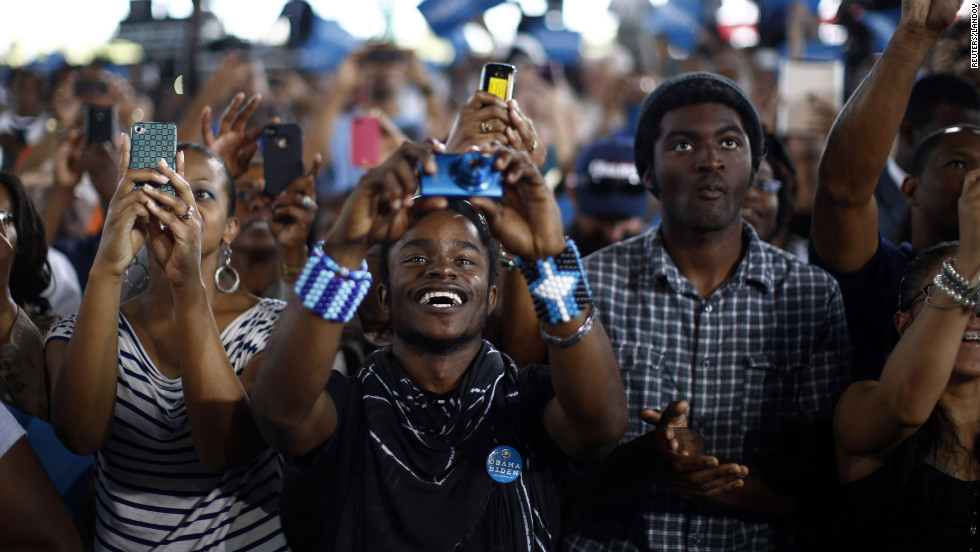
left=46, top=298, right=289, bottom=552
left=563, top=223, right=852, bottom=551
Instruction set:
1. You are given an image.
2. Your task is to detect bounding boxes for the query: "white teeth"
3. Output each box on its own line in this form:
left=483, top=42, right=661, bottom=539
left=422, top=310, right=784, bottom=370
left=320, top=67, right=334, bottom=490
left=964, top=332, right=980, bottom=342
left=419, top=291, right=462, bottom=307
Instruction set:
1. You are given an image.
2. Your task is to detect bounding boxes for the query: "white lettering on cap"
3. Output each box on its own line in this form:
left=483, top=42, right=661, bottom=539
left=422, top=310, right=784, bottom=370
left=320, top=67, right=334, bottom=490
left=588, top=160, right=641, bottom=185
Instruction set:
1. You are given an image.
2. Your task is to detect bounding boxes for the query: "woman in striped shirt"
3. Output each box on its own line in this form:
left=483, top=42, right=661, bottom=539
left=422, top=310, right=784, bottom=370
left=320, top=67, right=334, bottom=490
left=45, top=139, right=291, bottom=551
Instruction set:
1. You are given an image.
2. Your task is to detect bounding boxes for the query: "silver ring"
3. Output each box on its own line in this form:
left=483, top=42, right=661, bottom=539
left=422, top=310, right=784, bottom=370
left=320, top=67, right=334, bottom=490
left=480, top=121, right=493, bottom=134
left=300, top=195, right=316, bottom=211
left=176, top=204, right=194, bottom=221
left=527, top=140, right=538, bottom=152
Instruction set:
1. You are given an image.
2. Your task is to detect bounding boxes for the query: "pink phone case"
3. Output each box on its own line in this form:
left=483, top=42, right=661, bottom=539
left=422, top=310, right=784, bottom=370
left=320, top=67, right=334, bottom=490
left=350, top=116, right=381, bottom=169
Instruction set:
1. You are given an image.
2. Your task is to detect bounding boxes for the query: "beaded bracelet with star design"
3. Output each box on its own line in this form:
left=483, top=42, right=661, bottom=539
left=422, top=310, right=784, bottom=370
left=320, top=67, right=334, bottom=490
left=513, top=238, right=593, bottom=324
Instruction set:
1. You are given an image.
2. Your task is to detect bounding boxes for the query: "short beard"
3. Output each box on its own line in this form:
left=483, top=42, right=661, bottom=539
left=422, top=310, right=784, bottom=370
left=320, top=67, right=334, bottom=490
left=395, top=322, right=485, bottom=355
left=391, top=295, right=490, bottom=356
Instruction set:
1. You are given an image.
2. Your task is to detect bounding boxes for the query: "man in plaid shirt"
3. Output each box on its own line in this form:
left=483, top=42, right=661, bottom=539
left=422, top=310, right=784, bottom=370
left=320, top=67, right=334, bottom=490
left=562, top=73, right=852, bottom=551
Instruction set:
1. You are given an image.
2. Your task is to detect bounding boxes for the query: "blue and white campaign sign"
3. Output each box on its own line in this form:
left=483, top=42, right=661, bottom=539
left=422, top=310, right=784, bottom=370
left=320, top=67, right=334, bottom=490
left=298, top=16, right=359, bottom=73
left=418, top=0, right=505, bottom=36
left=646, top=0, right=707, bottom=54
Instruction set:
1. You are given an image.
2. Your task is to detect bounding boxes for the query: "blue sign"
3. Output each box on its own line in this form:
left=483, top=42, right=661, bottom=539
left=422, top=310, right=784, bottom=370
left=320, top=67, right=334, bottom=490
left=529, top=24, right=581, bottom=64
left=860, top=8, right=901, bottom=53
left=418, top=0, right=505, bottom=36
left=646, top=0, right=706, bottom=54
left=757, top=0, right=819, bottom=11
left=486, top=445, right=523, bottom=483
left=298, top=16, right=359, bottom=73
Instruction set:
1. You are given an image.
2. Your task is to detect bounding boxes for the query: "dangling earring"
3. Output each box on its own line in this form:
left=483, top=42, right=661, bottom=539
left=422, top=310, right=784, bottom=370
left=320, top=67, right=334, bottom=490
left=214, top=243, right=240, bottom=294
left=123, top=253, right=149, bottom=290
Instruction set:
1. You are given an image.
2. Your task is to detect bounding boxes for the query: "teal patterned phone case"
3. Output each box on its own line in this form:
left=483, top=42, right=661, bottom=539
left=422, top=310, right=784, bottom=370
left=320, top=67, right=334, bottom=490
left=130, top=122, right=177, bottom=194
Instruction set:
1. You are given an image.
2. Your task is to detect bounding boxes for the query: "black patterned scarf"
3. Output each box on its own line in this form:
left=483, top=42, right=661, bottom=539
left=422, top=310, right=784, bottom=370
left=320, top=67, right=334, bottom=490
left=354, top=341, right=559, bottom=551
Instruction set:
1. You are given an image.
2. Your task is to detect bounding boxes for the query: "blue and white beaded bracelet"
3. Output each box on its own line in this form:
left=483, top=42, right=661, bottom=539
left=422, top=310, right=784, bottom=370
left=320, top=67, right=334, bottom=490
left=514, top=238, right=593, bottom=324
left=294, top=248, right=372, bottom=323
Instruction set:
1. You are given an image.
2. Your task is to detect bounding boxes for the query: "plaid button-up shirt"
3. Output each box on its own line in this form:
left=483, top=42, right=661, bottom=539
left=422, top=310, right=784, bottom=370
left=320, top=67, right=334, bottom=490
left=564, top=223, right=852, bottom=551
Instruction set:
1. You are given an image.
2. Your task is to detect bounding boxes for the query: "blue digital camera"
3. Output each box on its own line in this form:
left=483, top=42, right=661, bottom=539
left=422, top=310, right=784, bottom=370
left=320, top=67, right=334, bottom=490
left=418, top=152, right=502, bottom=198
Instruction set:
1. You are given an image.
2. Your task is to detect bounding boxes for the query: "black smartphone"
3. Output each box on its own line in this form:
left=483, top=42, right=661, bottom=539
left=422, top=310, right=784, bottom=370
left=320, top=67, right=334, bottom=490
left=74, top=79, right=108, bottom=96
left=480, top=63, right=517, bottom=102
left=262, top=123, right=304, bottom=198
left=362, top=47, right=407, bottom=66
left=84, top=105, right=117, bottom=147
left=129, top=122, right=177, bottom=194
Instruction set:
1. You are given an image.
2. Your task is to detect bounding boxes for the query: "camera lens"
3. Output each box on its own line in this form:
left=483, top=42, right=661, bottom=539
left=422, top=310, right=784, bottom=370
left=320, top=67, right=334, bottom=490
left=452, top=152, right=492, bottom=192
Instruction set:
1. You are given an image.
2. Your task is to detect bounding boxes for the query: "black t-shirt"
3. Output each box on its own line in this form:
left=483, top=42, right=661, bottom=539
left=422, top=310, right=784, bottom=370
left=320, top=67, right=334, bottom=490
left=840, top=459, right=980, bottom=551
left=809, top=235, right=916, bottom=380
left=291, top=343, right=568, bottom=551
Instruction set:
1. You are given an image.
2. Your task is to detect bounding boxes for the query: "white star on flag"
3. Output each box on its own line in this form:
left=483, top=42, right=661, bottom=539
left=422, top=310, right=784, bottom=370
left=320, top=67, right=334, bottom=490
left=529, top=259, right=580, bottom=322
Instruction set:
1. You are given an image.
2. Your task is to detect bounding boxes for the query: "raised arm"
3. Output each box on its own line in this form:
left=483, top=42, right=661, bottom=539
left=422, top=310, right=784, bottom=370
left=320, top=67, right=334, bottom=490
left=812, top=0, right=962, bottom=271
left=304, top=51, right=363, bottom=168
left=201, top=92, right=277, bottom=179
left=469, top=145, right=628, bottom=463
left=252, top=142, right=438, bottom=457
left=137, top=154, right=263, bottom=471
left=46, top=134, right=154, bottom=455
left=835, top=169, right=980, bottom=479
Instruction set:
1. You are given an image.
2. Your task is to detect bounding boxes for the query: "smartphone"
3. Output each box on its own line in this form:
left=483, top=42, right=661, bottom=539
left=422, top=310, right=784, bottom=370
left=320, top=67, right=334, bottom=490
left=129, top=122, right=177, bottom=194
left=84, top=105, right=117, bottom=147
left=480, top=63, right=517, bottom=102
left=262, top=123, right=304, bottom=198
left=350, top=115, right=381, bottom=169
left=74, top=79, right=108, bottom=97
left=362, top=48, right=407, bottom=66
left=776, top=58, right=844, bottom=136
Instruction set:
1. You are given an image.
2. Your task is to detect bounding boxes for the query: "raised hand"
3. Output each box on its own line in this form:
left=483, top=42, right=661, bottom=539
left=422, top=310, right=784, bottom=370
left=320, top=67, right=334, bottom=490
left=138, top=153, right=205, bottom=289
left=202, top=92, right=275, bottom=178
left=641, top=401, right=749, bottom=498
left=53, top=130, right=85, bottom=192
left=504, top=100, right=547, bottom=169
left=466, top=143, right=565, bottom=260
left=270, top=154, right=322, bottom=254
left=325, top=142, right=439, bottom=257
left=90, top=133, right=157, bottom=278
left=956, top=169, right=980, bottom=281
left=899, top=0, right=962, bottom=35
left=445, top=91, right=512, bottom=152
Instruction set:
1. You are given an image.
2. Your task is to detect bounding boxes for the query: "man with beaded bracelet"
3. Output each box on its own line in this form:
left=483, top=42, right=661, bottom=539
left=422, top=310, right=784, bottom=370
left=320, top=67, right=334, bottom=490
left=251, top=140, right=628, bottom=551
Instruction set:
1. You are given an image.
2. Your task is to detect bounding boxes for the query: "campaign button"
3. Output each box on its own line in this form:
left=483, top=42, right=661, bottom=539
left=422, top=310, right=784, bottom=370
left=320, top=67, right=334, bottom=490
left=486, top=445, right=523, bottom=483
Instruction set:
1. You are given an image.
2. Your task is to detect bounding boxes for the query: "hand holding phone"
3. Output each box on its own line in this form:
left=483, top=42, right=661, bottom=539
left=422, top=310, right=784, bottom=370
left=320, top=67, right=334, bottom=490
left=480, top=63, right=517, bottom=102
left=350, top=115, right=381, bottom=169
left=130, top=122, right=177, bottom=194
left=262, top=123, right=304, bottom=198
left=84, top=105, right=117, bottom=147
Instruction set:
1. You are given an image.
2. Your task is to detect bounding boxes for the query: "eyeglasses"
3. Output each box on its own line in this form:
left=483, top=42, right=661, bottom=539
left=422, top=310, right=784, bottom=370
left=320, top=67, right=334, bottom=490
left=751, top=179, right=782, bottom=195
left=0, top=212, right=12, bottom=230
left=900, top=283, right=935, bottom=311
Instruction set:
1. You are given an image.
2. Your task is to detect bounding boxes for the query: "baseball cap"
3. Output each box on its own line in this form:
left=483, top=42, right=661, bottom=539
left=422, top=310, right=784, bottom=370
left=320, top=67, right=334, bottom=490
left=572, top=138, right=648, bottom=219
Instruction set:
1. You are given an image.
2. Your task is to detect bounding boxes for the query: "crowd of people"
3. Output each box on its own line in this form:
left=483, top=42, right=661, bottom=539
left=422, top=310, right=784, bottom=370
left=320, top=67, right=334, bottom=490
left=0, top=0, right=978, bottom=549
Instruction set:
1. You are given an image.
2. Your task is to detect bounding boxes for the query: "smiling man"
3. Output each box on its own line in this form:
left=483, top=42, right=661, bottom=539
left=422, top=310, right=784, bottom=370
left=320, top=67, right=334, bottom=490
left=252, top=141, right=627, bottom=551
left=561, top=73, right=852, bottom=551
